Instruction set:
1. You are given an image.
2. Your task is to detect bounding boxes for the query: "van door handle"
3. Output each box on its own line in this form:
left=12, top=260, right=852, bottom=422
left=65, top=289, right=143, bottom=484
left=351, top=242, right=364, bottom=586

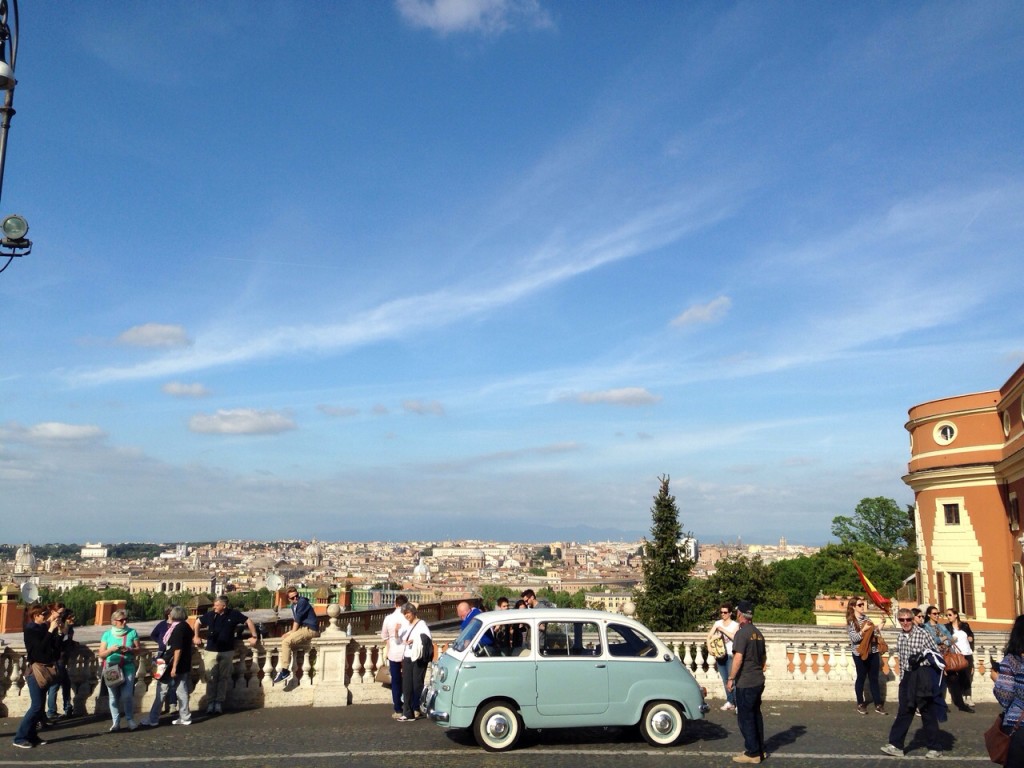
left=595, top=664, right=606, bottom=668
left=463, top=664, right=476, bottom=669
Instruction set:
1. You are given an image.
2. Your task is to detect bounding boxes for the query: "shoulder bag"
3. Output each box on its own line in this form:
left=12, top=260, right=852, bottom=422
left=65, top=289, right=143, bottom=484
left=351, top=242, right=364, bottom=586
left=30, top=662, right=59, bottom=689
left=707, top=632, right=727, bottom=663
left=943, top=647, right=969, bottom=673
left=102, top=635, right=127, bottom=687
left=985, top=709, right=1024, bottom=765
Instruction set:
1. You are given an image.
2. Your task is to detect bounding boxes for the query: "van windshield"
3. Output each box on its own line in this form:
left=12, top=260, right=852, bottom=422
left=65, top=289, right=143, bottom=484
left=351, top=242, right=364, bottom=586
left=451, top=618, right=483, bottom=652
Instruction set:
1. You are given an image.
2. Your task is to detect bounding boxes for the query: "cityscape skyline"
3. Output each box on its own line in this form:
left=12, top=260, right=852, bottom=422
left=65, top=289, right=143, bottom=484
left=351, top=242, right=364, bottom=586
left=2, top=2, right=1023, bottom=545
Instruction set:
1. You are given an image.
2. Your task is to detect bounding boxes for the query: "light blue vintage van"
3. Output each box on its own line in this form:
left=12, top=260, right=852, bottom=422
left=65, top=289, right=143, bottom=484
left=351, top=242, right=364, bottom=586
left=422, top=608, right=709, bottom=751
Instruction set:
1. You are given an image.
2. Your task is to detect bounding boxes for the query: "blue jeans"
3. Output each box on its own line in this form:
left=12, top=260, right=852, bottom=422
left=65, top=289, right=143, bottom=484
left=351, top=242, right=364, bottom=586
left=14, top=674, right=45, bottom=743
left=853, top=652, right=881, bottom=706
left=717, top=653, right=736, bottom=705
left=45, top=661, right=72, bottom=717
left=148, top=674, right=191, bottom=724
left=735, top=684, right=765, bottom=758
left=106, top=672, right=136, bottom=725
left=389, top=660, right=403, bottom=713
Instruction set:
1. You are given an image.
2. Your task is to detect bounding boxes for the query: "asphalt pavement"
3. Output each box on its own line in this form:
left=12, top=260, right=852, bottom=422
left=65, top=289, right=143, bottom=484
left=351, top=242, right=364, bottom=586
left=0, top=699, right=1001, bottom=767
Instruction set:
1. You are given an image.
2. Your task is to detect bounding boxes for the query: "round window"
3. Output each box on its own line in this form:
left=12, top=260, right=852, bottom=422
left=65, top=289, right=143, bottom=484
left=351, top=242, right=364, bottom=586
left=933, top=421, right=957, bottom=446
left=1004, top=411, right=1012, bottom=438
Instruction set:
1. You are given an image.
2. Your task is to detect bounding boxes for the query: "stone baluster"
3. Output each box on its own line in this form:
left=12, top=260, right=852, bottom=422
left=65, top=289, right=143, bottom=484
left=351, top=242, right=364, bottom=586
left=260, top=645, right=274, bottom=684
left=301, top=648, right=314, bottom=686
left=352, top=642, right=364, bottom=685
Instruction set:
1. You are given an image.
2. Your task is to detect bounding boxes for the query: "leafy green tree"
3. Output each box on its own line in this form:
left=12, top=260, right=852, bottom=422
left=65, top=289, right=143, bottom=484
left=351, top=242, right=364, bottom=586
left=831, top=497, right=913, bottom=557
left=634, top=475, right=694, bottom=631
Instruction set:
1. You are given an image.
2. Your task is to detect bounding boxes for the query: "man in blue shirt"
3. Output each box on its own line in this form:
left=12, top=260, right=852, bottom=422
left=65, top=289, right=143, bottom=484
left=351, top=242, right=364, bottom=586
left=273, top=588, right=320, bottom=684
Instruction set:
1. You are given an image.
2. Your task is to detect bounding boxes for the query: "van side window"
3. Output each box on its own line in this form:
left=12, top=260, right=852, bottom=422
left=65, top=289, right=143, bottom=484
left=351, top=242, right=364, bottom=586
left=539, top=621, right=601, bottom=657
left=607, top=623, right=657, bottom=657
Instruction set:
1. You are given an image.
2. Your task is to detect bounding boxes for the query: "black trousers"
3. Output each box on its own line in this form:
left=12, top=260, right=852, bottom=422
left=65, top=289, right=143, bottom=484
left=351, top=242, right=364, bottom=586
left=401, top=657, right=427, bottom=717
left=888, top=673, right=941, bottom=751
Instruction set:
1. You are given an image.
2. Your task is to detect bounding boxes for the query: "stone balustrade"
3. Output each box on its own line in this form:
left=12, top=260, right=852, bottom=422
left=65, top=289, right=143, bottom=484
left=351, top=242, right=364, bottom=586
left=0, top=623, right=1006, bottom=719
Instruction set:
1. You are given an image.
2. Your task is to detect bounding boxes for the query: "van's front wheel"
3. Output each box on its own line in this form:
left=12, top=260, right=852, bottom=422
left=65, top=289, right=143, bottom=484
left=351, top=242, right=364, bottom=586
left=473, top=700, right=522, bottom=752
left=639, top=700, right=685, bottom=747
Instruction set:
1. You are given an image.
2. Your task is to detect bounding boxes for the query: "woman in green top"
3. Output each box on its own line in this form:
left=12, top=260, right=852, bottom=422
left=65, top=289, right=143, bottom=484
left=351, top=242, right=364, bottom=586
left=98, top=609, right=141, bottom=731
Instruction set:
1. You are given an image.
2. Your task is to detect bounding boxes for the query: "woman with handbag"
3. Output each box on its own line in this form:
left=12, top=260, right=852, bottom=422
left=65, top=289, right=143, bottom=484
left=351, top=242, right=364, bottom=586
left=946, top=608, right=975, bottom=710
left=706, top=603, right=738, bottom=711
left=98, top=609, right=141, bottom=731
left=12, top=606, right=63, bottom=749
left=846, top=596, right=886, bottom=715
left=993, top=615, right=1024, bottom=767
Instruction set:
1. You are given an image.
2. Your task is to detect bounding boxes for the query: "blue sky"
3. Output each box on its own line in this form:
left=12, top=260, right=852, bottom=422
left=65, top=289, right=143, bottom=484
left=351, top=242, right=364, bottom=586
left=1, top=1, right=1022, bottom=545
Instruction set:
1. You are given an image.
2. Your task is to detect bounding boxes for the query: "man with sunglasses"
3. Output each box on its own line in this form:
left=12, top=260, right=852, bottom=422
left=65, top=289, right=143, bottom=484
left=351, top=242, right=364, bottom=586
left=881, top=607, right=943, bottom=759
left=273, top=588, right=320, bottom=684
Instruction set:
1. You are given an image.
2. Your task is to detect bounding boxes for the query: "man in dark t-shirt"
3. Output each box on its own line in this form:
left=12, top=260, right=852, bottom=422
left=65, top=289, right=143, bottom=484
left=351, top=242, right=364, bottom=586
left=726, top=599, right=767, bottom=764
left=194, top=597, right=257, bottom=714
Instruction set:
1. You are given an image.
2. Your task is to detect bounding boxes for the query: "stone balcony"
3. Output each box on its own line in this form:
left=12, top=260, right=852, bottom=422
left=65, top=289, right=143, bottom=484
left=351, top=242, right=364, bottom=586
left=0, top=610, right=1006, bottom=719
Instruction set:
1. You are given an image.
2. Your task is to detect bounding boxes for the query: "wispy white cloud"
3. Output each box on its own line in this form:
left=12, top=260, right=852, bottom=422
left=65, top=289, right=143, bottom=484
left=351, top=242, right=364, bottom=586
left=317, top=405, right=359, bottom=418
left=395, top=0, right=552, bottom=36
left=188, top=409, right=296, bottom=435
left=403, top=399, right=446, bottom=416
left=671, top=296, right=732, bottom=328
left=68, top=192, right=732, bottom=388
left=162, top=381, right=210, bottom=398
left=24, top=422, right=106, bottom=441
left=568, top=387, right=661, bottom=407
left=118, top=323, right=192, bottom=349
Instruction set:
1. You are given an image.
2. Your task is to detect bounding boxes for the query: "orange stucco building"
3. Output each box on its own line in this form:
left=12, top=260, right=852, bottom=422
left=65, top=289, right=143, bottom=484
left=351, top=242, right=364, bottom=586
left=903, top=361, right=1024, bottom=630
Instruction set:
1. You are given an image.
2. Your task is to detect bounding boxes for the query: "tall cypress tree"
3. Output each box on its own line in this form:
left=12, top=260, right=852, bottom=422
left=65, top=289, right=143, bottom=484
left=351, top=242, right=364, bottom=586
left=634, top=475, right=694, bottom=631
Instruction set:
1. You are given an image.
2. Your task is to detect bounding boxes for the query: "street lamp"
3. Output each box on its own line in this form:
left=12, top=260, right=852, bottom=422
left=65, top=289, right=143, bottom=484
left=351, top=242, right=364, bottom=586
left=0, top=0, right=30, bottom=275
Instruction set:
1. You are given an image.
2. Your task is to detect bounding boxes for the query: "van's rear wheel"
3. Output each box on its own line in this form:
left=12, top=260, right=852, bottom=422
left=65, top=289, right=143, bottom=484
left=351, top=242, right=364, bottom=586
left=639, top=700, right=685, bottom=746
left=473, top=700, right=522, bottom=752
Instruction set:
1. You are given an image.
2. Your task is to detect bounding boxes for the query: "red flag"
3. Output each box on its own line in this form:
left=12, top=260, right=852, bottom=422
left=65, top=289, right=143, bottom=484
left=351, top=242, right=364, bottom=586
left=853, top=560, right=892, bottom=614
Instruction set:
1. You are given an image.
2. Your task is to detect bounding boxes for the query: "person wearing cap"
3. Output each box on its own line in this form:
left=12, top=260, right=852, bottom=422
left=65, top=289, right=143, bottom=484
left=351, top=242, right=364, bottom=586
left=726, top=599, right=766, bottom=764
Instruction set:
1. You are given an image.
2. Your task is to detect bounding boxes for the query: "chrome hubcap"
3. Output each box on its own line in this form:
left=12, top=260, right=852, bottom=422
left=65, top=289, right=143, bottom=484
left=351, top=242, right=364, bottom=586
left=486, top=713, right=510, bottom=740
left=651, top=710, right=675, bottom=735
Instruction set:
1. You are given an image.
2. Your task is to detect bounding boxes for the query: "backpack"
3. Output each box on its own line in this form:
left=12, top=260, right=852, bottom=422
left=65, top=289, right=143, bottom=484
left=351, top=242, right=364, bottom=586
left=421, top=632, right=434, bottom=663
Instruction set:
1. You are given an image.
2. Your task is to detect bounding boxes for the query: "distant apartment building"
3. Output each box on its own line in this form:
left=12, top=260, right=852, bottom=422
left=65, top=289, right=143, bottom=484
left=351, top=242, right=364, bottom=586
left=903, top=361, right=1024, bottom=630
left=128, top=572, right=216, bottom=595
left=80, top=542, right=108, bottom=559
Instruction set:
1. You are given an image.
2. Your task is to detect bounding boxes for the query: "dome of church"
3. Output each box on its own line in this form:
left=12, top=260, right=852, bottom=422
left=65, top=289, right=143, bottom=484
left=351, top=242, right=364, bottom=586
left=14, top=543, right=36, bottom=573
left=412, top=557, right=432, bottom=582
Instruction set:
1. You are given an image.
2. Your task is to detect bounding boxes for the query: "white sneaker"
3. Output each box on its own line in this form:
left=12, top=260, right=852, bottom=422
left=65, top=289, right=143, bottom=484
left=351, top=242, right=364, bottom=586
left=720, top=702, right=736, bottom=711
left=172, top=718, right=192, bottom=726
left=924, top=750, right=942, bottom=759
left=880, top=744, right=903, bottom=757
left=109, top=723, right=120, bottom=732
left=126, top=720, right=138, bottom=731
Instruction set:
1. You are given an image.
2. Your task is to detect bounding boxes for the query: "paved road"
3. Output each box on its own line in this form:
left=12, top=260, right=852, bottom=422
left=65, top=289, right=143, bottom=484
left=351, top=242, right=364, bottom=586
left=1, top=700, right=999, bottom=766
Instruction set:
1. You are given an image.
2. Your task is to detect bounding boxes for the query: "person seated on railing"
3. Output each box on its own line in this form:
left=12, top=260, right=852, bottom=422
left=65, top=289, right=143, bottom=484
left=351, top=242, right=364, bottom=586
left=273, top=588, right=320, bottom=685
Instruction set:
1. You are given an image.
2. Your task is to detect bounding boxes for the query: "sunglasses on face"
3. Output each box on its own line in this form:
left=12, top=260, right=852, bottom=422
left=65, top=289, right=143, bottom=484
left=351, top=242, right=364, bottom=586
left=288, top=595, right=298, bottom=601
left=720, top=610, right=731, bottom=614
left=898, top=618, right=913, bottom=623
left=856, top=602, right=865, bottom=606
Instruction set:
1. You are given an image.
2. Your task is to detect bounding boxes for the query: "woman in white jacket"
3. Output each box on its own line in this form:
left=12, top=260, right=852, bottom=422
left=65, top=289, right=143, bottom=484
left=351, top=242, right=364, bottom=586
left=398, top=603, right=433, bottom=722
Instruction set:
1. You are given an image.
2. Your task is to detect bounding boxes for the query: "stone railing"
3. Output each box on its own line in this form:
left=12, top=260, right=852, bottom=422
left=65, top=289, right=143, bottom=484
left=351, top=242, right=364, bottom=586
left=0, top=621, right=1006, bottom=719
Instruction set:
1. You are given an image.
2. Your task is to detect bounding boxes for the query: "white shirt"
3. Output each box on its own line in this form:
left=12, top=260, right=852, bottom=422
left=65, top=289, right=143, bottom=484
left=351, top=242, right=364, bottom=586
left=381, top=607, right=410, bottom=663
left=400, top=619, right=433, bottom=661
left=710, top=618, right=738, bottom=655
left=952, top=628, right=972, bottom=655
